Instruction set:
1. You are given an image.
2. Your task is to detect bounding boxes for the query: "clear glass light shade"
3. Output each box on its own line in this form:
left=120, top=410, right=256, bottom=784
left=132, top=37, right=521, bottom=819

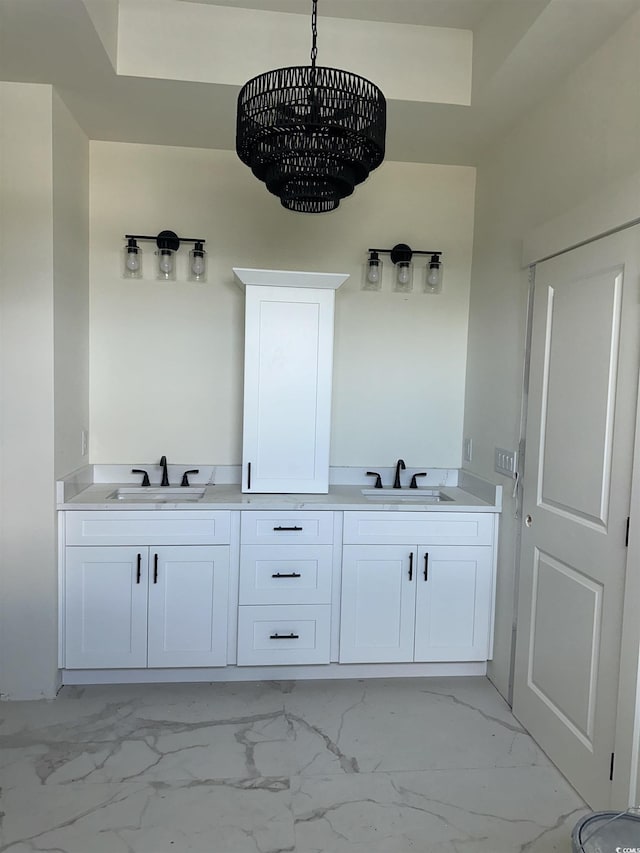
left=156, top=248, right=176, bottom=281
left=362, top=254, right=383, bottom=290
left=393, top=260, right=413, bottom=293
left=188, top=242, right=207, bottom=282
left=424, top=256, right=443, bottom=294
left=123, top=239, right=142, bottom=279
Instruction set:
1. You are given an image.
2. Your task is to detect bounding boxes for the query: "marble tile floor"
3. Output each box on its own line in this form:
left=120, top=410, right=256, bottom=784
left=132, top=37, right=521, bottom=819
left=0, top=677, right=589, bottom=853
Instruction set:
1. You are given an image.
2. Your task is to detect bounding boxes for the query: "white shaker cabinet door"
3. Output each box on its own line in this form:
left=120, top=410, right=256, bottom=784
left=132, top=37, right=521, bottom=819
left=414, top=546, right=493, bottom=662
left=339, top=545, right=416, bottom=663
left=65, top=546, right=148, bottom=669
left=147, top=546, right=229, bottom=668
left=241, top=284, right=335, bottom=493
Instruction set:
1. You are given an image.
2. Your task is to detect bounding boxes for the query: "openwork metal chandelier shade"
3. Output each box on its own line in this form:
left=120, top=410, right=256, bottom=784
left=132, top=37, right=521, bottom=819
left=236, top=0, right=386, bottom=213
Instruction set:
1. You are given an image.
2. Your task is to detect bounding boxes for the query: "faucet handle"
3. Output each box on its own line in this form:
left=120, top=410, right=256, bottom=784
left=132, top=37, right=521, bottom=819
left=366, top=471, right=383, bottom=489
left=131, top=469, right=150, bottom=487
left=410, top=472, right=427, bottom=489
left=181, top=469, right=199, bottom=487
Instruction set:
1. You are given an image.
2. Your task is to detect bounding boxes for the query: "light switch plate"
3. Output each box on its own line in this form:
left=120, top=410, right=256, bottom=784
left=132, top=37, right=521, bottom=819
left=495, top=447, right=517, bottom=478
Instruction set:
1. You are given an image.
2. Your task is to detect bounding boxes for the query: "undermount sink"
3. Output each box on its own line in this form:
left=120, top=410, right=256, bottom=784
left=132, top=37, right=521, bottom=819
left=107, top=487, right=206, bottom=502
left=361, top=488, right=453, bottom=502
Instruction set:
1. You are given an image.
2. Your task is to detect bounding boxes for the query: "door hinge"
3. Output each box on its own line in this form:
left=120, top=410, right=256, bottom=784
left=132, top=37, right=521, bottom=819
left=626, top=517, right=630, bottom=547
left=610, top=752, right=615, bottom=781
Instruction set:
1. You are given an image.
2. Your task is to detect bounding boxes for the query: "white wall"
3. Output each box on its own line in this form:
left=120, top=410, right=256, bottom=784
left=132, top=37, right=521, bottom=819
left=0, top=83, right=89, bottom=700
left=465, top=8, right=640, bottom=699
left=90, top=142, right=475, bottom=470
left=53, top=92, right=90, bottom=479
left=0, top=83, right=58, bottom=699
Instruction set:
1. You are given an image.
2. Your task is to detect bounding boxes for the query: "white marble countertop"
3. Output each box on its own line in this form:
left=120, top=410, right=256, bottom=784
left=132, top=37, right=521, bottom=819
left=57, top=468, right=502, bottom=513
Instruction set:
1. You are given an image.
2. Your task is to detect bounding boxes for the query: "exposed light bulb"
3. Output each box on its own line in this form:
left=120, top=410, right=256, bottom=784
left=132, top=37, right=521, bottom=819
left=159, top=250, right=173, bottom=276
left=427, top=266, right=440, bottom=287
left=123, top=238, right=142, bottom=278
left=126, top=252, right=140, bottom=273
left=191, top=256, right=205, bottom=276
left=424, top=254, right=443, bottom=293
left=367, top=263, right=380, bottom=284
left=397, top=263, right=411, bottom=285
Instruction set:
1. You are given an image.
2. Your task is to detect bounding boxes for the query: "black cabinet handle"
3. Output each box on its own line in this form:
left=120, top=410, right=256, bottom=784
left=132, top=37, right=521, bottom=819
left=269, top=632, right=299, bottom=640
left=153, top=553, right=158, bottom=584
left=273, top=526, right=303, bottom=531
left=424, top=552, right=429, bottom=581
left=247, top=462, right=251, bottom=489
left=136, top=553, right=141, bottom=584
left=408, top=552, right=414, bottom=581
left=272, top=572, right=302, bottom=578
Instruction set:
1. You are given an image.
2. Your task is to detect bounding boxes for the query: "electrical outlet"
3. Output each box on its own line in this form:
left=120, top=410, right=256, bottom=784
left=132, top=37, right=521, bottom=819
left=495, top=447, right=517, bottom=478
left=463, top=437, right=473, bottom=463
left=81, top=429, right=88, bottom=457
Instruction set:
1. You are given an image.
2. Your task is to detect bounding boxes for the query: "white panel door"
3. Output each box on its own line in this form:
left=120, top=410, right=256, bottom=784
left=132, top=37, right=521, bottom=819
left=339, top=545, right=416, bottom=663
left=65, top=546, right=148, bottom=668
left=147, top=546, right=229, bottom=667
left=414, top=546, right=493, bottom=662
left=242, top=285, right=335, bottom=493
left=513, top=229, right=640, bottom=807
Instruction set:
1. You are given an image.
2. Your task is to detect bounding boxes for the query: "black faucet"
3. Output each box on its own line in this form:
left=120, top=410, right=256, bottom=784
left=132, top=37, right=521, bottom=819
left=160, top=455, right=170, bottom=487
left=393, top=458, right=406, bottom=489
left=410, top=472, right=427, bottom=489
left=132, top=468, right=150, bottom=486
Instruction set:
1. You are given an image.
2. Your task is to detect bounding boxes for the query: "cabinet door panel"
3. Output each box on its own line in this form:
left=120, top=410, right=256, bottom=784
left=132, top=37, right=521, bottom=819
left=242, top=285, right=335, bottom=493
left=414, top=546, right=492, bottom=661
left=339, top=545, right=416, bottom=663
left=65, top=547, right=148, bottom=669
left=147, top=546, right=229, bottom=667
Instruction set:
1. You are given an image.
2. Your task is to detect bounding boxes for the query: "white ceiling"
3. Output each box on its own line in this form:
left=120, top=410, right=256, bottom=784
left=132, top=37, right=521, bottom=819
left=1, top=0, right=640, bottom=164
left=181, top=0, right=500, bottom=30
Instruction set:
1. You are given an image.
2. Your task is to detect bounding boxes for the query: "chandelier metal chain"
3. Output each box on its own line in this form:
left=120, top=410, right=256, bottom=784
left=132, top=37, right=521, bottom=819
left=310, top=0, right=318, bottom=68
left=235, top=0, right=386, bottom=213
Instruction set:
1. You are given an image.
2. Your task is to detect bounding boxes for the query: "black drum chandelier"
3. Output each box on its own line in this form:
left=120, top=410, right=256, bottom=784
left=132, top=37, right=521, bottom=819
left=235, top=0, right=386, bottom=213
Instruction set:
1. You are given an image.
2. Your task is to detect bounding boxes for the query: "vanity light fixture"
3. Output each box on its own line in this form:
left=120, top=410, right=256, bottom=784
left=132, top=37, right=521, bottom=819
left=365, top=245, right=444, bottom=294
left=122, top=231, right=207, bottom=282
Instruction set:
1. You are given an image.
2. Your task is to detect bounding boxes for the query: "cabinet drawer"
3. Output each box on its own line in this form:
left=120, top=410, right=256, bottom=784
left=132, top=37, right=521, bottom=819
left=240, top=511, right=333, bottom=545
left=239, top=545, right=332, bottom=605
left=237, top=604, right=331, bottom=665
left=65, top=511, right=231, bottom=546
left=343, top=511, right=495, bottom=546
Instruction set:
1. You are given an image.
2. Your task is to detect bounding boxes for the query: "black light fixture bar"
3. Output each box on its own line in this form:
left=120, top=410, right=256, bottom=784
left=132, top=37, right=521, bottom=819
left=368, top=248, right=442, bottom=257
left=125, top=233, right=205, bottom=245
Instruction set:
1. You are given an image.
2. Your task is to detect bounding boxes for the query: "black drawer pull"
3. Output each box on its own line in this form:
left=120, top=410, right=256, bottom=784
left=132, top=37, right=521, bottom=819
left=136, top=553, right=141, bottom=584
left=424, top=552, right=429, bottom=581
left=269, top=632, right=299, bottom=640
left=273, top=526, right=303, bottom=531
left=153, top=553, right=158, bottom=584
left=408, top=551, right=414, bottom=581
left=272, top=572, right=302, bottom=578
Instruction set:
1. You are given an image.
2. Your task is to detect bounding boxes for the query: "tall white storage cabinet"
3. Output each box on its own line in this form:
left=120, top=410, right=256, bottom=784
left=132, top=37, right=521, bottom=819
left=234, top=268, right=348, bottom=493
